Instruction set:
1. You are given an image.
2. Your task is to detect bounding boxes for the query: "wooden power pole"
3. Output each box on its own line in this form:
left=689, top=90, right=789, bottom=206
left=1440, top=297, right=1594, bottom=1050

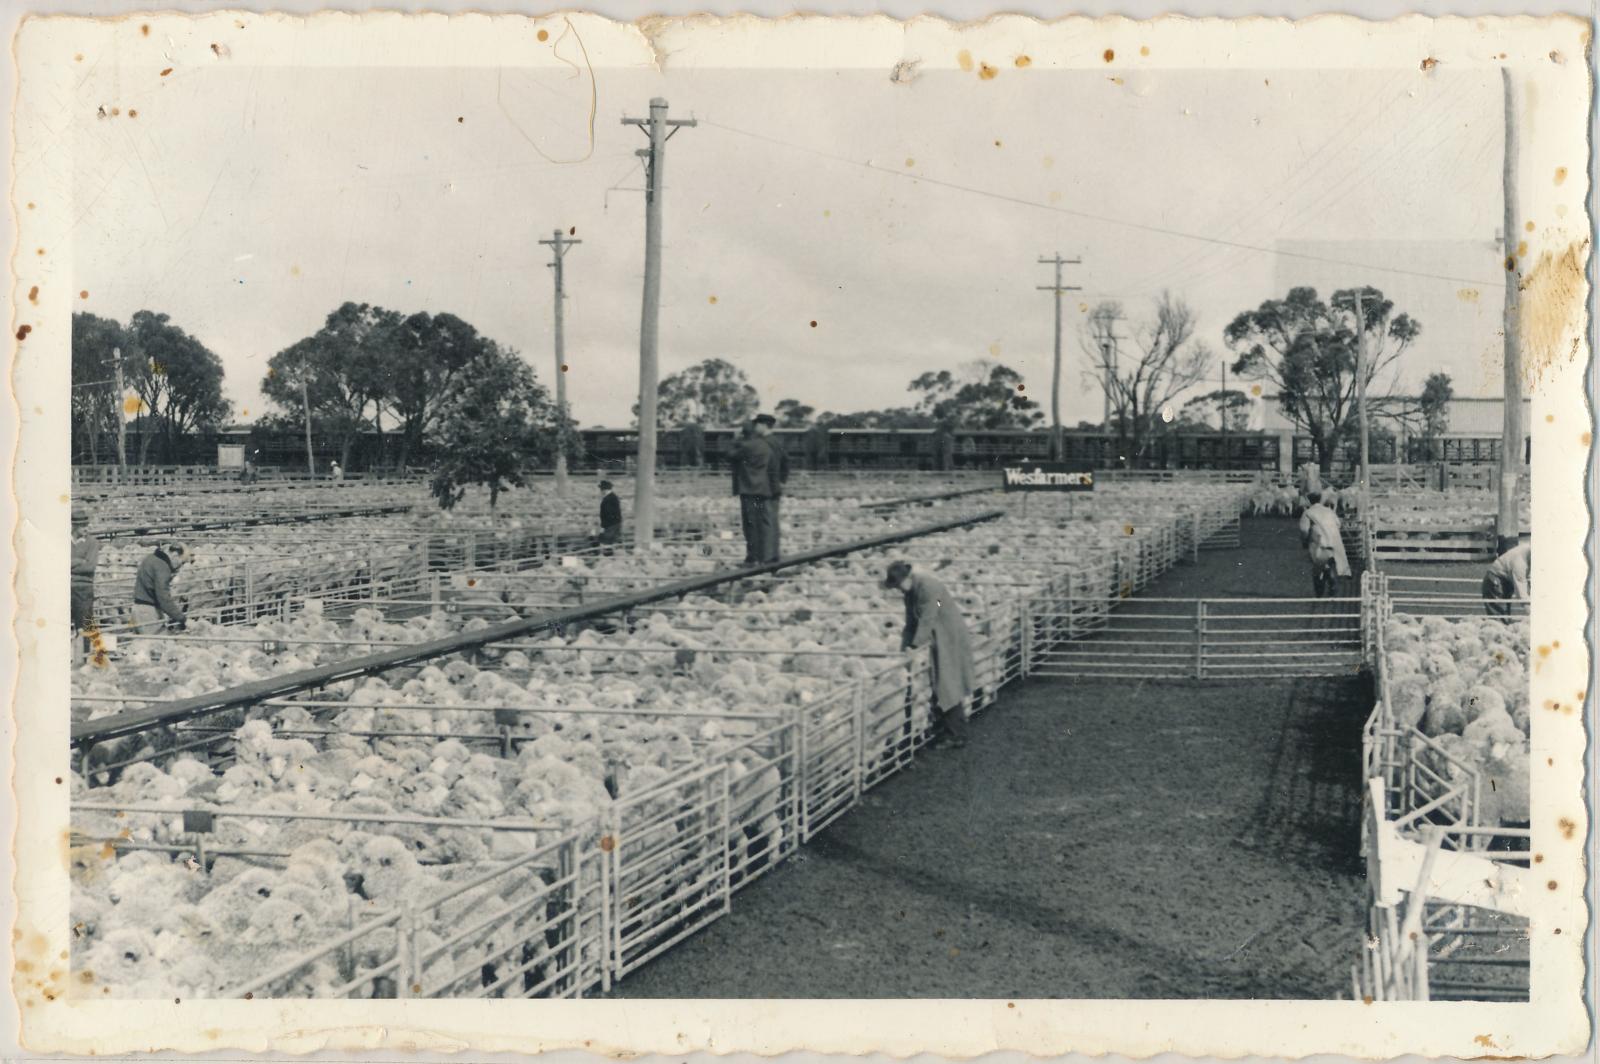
left=111, top=346, right=128, bottom=476
left=1219, top=358, right=1229, bottom=471
left=1354, top=288, right=1371, bottom=508
left=1497, top=67, right=1524, bottom=554
left=623, top=98, right=695, bottom=544
left=1037, top=253, right=1082, bottom=462
left=301, top=376, right=315, bottom=477
left=540, top=228, right=582, bottom=496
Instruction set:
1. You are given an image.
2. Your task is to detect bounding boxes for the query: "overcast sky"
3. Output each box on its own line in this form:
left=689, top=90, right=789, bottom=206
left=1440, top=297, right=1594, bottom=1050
left=71, top=61, right=1510, bottom=428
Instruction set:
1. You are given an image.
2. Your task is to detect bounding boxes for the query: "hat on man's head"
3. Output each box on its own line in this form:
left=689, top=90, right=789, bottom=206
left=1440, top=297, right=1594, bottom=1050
left=883, top=560, right=913, bottom=590
left=71, top=509, right=90, bottom=526
left=753, top=413, right=777, bottom=427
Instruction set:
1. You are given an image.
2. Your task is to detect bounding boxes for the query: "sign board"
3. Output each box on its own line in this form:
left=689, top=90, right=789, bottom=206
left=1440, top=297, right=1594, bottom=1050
left=217, top=444, right=246, bottom=469
left=1000, top=462, right=1095, bottom=492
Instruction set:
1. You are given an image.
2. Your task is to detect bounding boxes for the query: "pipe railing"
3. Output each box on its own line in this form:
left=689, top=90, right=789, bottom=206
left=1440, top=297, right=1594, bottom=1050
left=71, top=509, right=1004, bottom=748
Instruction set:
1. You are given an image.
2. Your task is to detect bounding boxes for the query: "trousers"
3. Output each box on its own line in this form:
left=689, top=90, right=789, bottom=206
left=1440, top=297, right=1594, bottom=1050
left=739, top=495, right=773, bottom=564
left=70, top=584, right=95, bottom=631
left=1482, top=572, right=1514, bottom=617
left=765, top=497, right=782, bottom=562
left=931, top=692, right=969, bottom=741
left=1311, top=558, right=1339, bottom=598
left=132, top=602, right=168, bottom=634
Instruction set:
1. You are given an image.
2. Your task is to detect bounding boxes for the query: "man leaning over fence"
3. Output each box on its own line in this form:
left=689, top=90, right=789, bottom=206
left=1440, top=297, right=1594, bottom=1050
left=132, top=542, right=189, bottom=633
left=1482, top=541, right=1531, bottom=618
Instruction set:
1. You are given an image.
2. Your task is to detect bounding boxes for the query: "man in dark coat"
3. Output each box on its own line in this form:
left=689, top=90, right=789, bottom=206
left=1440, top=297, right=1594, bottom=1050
left=729, top=419, right=774, bottom=565
left=132, top=543, right=189, bottom=634
left=70, top=508, right=100, bottom=646
left=886, top=560, right=978, bottom=749
left=597, top=480, right=623, bottom=551
left=754, top=414, right=789, bottom=562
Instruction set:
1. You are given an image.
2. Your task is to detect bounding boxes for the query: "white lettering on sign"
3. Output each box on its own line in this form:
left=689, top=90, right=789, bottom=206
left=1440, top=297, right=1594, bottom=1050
left=1001, top=467, right=1094, bottom=488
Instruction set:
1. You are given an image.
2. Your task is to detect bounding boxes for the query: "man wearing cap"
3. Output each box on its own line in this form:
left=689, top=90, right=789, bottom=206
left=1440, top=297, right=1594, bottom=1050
left=885, top=560, right=978, bottom=750
left=132, top=542, right=189, bottom=634
left=754, top=415, right=790, bottom=562
left=69, top=508, right=100, bottom=639
left=729, top=416, right=775, bottom=566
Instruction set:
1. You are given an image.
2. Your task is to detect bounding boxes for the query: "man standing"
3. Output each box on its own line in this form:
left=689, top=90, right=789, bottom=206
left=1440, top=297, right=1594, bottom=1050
left=1482, top=540, right=1531, bottom=617
left=597, top=479, right=623, bottom=549
left=754, top=414, right=789, bottom=562
left=132, top=542, right=189, bottom=633
left=885, top=560, right=977, bottom=750
left=1297, top=490, right=1350, bottom=597
left=330, top=460, right=344, bottom=482
left=70, top=508, right=100, bottom=641
left=729, top=419, right=774, bottom=566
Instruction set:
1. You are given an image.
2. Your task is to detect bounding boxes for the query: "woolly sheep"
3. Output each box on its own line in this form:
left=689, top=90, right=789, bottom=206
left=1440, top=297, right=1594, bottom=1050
left=1421, top=694, right=1468, bottom=738
left=1463, top=705, right=1523, bottom=746
left=1386, top=651, right=1422, bottom=679
left=1389, top=676, right=1429, bottom=731
left=1463, top=686, right=1508, bottom=724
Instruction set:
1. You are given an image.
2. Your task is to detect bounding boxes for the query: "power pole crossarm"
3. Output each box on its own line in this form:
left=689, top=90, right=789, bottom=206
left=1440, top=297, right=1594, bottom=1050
left=622, top=98, right=694, bottom=545
left=1037, top=253, right=1083, bottom=463
left=539, top=229, right=582, bottom=496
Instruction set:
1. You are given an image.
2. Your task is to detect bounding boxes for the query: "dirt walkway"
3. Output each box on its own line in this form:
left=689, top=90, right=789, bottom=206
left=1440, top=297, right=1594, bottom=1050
left=612, top=518, right=1368, bottom=999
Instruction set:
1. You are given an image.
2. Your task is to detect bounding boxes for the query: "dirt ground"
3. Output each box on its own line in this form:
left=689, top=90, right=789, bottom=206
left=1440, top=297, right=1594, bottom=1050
left=612, top=519, right=1370, bottom=999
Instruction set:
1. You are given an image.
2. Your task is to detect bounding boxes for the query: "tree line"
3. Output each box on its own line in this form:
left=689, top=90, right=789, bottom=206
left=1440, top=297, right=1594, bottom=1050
left=71, top=282, right=1455, bottom=485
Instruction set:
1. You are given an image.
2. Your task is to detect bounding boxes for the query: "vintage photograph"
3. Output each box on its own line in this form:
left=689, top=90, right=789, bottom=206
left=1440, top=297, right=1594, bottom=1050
left=10, top=10, right=1591, bottom=1059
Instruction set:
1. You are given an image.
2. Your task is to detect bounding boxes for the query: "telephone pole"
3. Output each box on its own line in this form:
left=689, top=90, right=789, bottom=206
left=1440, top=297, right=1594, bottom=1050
left=1354, top=287, right=1371, bottom=506
left=1219, top=358, right=1229, bottom=471
left=623, top=98, right=696, bottom=544
left=301, top=376, right=315, bottom=477
left=111, top=346, right=128, bottom=476
left=1497, top=67, right=1524, bottom=554
left=540, top=228, right=582, bottom=496
left=1037, top=253, right=1082, bottom=462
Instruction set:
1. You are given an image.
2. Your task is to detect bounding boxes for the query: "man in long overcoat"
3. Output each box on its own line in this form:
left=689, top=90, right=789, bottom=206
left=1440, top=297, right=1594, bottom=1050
left=885, top=560, right=977, bottom=749
left=755, top=414, right=789, bottom=562
left=729, top=420, right=774, bottom=566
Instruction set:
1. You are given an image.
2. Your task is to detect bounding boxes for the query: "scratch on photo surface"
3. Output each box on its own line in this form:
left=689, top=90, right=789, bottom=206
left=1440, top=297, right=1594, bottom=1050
left=119, top=118, right=170, bottom=227
left=497, top=16, right=596, bottom=164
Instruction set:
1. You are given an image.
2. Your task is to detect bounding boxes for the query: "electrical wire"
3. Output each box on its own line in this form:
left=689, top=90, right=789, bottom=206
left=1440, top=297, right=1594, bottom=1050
left=698, top=116, right=1507, bottom=290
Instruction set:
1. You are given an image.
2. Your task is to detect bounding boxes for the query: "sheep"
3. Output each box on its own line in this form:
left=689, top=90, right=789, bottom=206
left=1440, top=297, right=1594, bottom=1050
left=1463, top=685, right=1508, bottom=725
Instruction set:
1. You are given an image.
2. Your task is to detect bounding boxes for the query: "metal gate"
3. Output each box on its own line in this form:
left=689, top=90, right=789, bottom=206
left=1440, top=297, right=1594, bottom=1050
left=1027, top=595, right=1364, bottom=680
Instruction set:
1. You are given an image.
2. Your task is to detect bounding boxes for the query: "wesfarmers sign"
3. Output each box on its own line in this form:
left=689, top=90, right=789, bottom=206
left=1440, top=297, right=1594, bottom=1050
left=1001, top=463, right=1095, bottom=492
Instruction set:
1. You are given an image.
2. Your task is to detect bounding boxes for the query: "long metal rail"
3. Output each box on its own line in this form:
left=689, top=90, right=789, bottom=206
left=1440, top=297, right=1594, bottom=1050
left=858, top=485, right=1001, bottom=510
left=71, top=509, right=1004, bottom=748
left=92, top=504, right=417, bottom=540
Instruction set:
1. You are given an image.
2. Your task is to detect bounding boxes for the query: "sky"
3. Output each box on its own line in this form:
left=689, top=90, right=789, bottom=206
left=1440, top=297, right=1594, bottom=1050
left=70, top=60, right=1512, bottom=429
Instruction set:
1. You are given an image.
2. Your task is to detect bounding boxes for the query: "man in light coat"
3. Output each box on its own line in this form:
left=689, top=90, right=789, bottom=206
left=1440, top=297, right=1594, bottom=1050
left=132, top=542, right=189, bottom=633
left=886, top=560, right=978, bottom=749
left=729, top=420, right=774, bottom=566
left=1482, top=541, right=1531, bottom=618
left=1297, top=491, right=1350, bottom=598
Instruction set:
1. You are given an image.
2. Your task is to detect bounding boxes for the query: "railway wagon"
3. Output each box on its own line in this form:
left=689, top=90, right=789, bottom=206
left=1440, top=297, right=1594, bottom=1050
left=574, top=426, right=1282, bottom=473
